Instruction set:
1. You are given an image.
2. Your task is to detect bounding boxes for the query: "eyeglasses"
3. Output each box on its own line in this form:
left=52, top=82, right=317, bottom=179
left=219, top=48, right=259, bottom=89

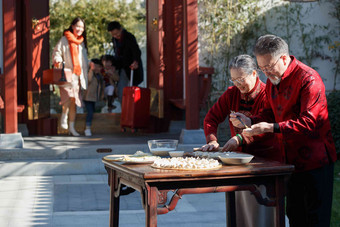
left=229, top=75, right=248, bottom=85
left=258, top=56, right=282, bottom=73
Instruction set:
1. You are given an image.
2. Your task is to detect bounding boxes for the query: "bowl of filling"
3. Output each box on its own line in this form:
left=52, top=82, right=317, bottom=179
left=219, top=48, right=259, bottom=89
left=148, top=139, right=178, bottom=156
left=169, top=151, right=184, bottom=157
left=218, top=152, right=254, bottom=165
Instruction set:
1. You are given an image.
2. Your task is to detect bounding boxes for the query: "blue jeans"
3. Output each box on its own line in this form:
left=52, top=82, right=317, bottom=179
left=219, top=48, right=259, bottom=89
left=84, top=101, right=95, bottom=127
left=117, top=69, right=129, bottom=104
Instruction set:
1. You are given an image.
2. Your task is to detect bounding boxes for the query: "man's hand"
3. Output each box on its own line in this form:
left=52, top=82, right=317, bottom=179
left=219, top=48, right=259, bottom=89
left=54, top=61, right=62, bottom=68
left=229, top=112, right=251, bottom=128
left=200, top=140, right=220, bottom=151
left=242, top=122, right=274, bottom=136
left=221, top=136, right=239, bottom=151
left=130, top=61, right=139, bottom=69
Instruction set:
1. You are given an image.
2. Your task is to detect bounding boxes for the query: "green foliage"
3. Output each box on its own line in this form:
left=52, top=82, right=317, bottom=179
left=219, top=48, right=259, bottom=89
left=331, top=161, right=340, bottom=227
left=326, top=90, right=339, bottom=226
left=272, top=2, right=332, bottom=70
left=199, top=0, right=339, bottom=105
left=327, top=90, right=340, bottom=154
left=327, top=0, right=340, bottom=90
left=49, top=0, right=146, bottom=59
left=327, top=91, right=339, bottom=225
left=198, top=0, right=266, bottom=103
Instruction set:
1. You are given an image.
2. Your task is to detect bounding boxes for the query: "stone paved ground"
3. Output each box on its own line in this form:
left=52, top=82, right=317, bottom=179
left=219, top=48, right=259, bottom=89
left=0, top=174, right=228, bottom=227
left=0, top=134, right=290, bottom=226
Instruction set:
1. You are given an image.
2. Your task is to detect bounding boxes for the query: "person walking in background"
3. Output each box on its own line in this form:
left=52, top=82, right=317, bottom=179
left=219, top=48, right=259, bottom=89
left=107, top=21, right=143, bottom=103
left=82, top=58, right=104, bottom=136
left=201, top=55, right=282, bottom=227
left=52, top=17, right=89, bottom=136
left=101, top=55, right=119, bottom=112
left=230, top=34, right=337, bottom=227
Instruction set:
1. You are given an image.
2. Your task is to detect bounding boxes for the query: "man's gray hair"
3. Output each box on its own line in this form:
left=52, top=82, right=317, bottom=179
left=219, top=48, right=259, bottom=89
left=253, top=34, right=289, bottom=57
left=228, top=54, right=258, bottom=75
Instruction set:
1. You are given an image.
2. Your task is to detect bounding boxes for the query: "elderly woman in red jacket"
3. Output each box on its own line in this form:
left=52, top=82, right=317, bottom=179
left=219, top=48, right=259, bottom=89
left=201, top=54, right=282, bottom=227
left=202, top=55, right=281, bottom=160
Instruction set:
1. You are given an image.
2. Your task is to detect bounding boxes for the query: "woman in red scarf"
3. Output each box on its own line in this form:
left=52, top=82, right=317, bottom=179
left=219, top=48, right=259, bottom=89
left=52, top=17, right=89, bottom=136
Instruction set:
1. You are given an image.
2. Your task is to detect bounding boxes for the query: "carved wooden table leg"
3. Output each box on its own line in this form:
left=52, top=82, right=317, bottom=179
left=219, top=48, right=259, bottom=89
left=146, top=186, right=158, bottom=227
left=158, top=190, right=168, bottom=205
left=109, top=169, right=120, bottom=227
left=226, top=191, right=236, bottom=227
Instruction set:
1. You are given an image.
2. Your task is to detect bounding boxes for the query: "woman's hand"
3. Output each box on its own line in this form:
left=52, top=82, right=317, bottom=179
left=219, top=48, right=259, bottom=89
left=89, top=62, right=95, bottom=71
left=221, top=136, right=239, bottom=151
left=229, top=112, right=251, bottom=128
left=200, top=140, right=220, bottom=152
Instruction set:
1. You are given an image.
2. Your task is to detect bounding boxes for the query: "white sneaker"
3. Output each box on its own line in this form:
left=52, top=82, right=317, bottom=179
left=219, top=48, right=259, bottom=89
left=84, top=128, right=92, bottom=137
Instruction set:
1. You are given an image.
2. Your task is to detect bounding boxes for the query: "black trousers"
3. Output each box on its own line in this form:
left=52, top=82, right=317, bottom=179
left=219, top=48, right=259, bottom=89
left=286, top=162, right=334, bottom=227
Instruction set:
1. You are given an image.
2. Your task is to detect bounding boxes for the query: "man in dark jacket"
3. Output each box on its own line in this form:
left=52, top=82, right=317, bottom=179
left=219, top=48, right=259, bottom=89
left=107, top=21, right=144, bottom=88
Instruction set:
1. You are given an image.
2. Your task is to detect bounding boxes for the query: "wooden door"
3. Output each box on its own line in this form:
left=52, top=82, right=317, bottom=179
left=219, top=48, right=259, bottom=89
left=147, top=0, right=187, bottom=132
left=147, top=0, right=164, bottom=118
left=0, top=0, right=3, bottom=75
left=21, top=0, right=50, bottom=121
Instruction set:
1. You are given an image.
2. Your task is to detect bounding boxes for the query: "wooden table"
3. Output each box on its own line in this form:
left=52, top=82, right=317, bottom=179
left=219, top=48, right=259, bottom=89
left=103, top=157, right=294, bottom=227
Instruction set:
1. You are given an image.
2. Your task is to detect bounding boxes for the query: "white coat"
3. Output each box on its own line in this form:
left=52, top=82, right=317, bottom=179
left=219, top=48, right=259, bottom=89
left=52, top=36, right=88, bottom=90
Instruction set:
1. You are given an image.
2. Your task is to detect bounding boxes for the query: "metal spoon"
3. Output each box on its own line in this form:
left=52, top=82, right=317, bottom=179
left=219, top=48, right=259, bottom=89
left=230, top=111, right=249, bottom=129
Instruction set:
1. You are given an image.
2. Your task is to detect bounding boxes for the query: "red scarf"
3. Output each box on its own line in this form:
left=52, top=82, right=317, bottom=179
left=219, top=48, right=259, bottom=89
left=64, top=30, right=84, bottom=76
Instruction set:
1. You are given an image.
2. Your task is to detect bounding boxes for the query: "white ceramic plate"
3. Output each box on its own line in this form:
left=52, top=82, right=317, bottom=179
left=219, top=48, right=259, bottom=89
left=218, top=153, right=254, bottom=165
left=103, top=155, right=127, bottom=162
left=103, top=155, right=159, bottom=164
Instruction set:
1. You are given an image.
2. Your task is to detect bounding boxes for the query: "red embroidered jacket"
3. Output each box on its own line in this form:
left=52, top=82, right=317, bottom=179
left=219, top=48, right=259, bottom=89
left=204, top=78, right=283, bottom=162
left=252, top=56, right=337, bottom=171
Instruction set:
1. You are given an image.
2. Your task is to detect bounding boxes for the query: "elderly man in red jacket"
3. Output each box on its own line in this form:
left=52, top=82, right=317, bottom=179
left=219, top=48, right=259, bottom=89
left=230, top=34, right=337, bottom=227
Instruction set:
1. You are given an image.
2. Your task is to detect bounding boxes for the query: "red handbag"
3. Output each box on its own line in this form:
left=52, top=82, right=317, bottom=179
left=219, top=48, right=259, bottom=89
left=43, top=63, right=72, bottom=85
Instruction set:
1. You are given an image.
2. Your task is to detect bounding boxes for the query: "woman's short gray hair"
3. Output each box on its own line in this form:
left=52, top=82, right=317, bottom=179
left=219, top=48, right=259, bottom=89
left=253, top=34, right=289, bottom=57
left=228, top=54, right=258, bottom=75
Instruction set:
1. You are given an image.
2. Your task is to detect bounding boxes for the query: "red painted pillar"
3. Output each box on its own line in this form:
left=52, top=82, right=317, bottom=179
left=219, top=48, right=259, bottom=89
left=184, top=0, right=199, bottom=129
left=2, top=0, right=18, bottom=133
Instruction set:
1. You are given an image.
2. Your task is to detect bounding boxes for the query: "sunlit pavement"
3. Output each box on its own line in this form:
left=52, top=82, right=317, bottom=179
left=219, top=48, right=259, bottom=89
left=0, top=175, right=227, bottom=226
left=0, top=134, right=289, bottom=226
left=0, top=134, right=226, bottom=226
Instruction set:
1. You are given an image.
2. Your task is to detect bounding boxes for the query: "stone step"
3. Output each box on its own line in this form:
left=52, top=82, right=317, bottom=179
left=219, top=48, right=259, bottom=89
left=0, top=144, right=201, bottom=161
left=0, top=158, right=107, bottom=177
left=0, top=144, right=204, bottom=177
left=51, top=113, right=122, bottom=135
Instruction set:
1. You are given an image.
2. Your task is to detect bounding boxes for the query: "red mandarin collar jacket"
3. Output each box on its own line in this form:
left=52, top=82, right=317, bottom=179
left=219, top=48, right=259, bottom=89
left=252, top=56, right=337, bottom=171
left=204, top=78, right=282, bottom=162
